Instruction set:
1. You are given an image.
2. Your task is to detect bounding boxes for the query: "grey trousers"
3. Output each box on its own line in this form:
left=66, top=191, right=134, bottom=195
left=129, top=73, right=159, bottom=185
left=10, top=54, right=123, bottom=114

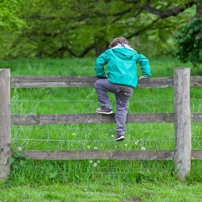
left=94, top=79, right=133, bottom=136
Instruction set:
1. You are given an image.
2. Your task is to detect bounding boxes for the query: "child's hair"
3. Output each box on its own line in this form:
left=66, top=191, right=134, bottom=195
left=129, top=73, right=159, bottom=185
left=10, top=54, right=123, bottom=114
left=109, top=37, right=131, bottom=49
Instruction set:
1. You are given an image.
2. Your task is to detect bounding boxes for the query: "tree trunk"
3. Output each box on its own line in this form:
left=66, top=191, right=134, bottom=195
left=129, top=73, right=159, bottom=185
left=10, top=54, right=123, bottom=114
left=94, top=36, right=108, bottom=57
left=196, top=1, right=202, bottom=16
left=95, top=46, right=106, bottom=58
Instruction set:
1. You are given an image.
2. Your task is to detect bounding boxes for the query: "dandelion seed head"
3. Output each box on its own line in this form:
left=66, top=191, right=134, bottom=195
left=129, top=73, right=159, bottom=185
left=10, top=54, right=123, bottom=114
left=17, top=147, right=22, bottom=151
left=111, top=135, right=114, bottom=137
left=97, top=160, right=100, bottom=164
left=141, top=147, right=146, bottom=150
left=135, top=142, right=138, bottom=145
left=89, top=160, right=93, bottom=163
left=94, top=147, right=98, bottom=149
left=93, top=163, right=97, bottom=167
left=72, top=133, right=76, bottom=136
left=87, top=146, right=90, bottom=149
left=125, top=144, right=128, bottom=147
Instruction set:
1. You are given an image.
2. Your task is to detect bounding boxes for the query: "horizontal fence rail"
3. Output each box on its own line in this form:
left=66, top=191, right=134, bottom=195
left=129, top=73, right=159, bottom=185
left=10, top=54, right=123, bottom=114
left=12, top=150, right=202, bottom=161
left=11, top=76, right=174, bottom=88
left=11, top=113, right=174, bottom=125
left=11, top=113, right=202, bottom=125
left=10, top=76, right=202, bottom=88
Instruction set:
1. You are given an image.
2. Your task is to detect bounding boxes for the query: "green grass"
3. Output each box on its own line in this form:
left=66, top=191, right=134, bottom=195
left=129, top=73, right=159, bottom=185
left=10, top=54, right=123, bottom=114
left=1, top=57, right=202, bottom=201
left=1, top=181, right=202, bottom=202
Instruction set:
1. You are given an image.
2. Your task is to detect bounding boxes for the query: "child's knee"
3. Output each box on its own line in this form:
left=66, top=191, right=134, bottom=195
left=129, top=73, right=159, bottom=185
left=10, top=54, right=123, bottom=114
left=94, top=79, right=101, bottom=88
left=94, top=80, right=98, bottom=88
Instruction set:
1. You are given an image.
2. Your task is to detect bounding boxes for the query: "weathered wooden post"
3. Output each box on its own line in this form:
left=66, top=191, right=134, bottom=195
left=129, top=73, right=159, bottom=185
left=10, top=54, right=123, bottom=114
left=174, top=68, right=191, bottom=179
left=0, top=69, right=11, bottom=179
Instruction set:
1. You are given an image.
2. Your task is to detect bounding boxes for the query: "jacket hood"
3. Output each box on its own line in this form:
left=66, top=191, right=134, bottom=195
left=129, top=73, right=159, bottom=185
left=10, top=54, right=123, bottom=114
left=111, top=44, right=137, bottom=59
left=112, top=48, right=137, bottom=60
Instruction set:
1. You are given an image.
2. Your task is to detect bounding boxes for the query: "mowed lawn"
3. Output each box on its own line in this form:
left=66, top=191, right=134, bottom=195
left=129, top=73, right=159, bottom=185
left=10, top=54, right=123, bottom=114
left=1, top=181, right=202, bottom=202
left=0, top=57, right=202, bottom=202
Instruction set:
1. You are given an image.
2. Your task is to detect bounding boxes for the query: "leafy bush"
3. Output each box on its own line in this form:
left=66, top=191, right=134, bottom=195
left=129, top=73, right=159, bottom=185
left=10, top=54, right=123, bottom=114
left=174, top=13, right=202, bottom=67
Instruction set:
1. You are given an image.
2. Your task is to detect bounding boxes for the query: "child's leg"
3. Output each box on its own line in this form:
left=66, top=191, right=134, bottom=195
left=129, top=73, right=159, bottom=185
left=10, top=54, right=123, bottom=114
left=94, top=79, right=133, bottom=136
left=114, top=86, right=133, bottom=136
left=94, top=79, right=116, bottom=109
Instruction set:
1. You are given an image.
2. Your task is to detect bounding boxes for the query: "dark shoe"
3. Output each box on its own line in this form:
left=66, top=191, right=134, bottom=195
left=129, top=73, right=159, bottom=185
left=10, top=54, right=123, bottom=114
left=96, top=108, right=113, bottom=115
left=114, top=134, right=125, bottom=141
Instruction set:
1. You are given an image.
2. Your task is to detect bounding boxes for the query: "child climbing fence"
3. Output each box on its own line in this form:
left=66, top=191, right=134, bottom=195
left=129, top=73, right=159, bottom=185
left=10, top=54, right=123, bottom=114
left=1, top=68, right=202, bottom=180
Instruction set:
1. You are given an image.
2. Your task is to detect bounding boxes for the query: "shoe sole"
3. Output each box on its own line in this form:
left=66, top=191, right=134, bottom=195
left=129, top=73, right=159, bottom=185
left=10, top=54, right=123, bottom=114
left=96, top=111, right=113, bottom=115
left=114, top=136, right=125, bottom=141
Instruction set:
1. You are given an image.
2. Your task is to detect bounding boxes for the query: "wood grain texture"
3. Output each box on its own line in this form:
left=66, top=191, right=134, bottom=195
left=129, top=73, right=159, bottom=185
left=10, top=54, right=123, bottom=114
left=173, top=68, right=191, bottom=180
left=10, top=76, right=174, bottom=88
left=0, top=69, right=11, bottom=179
left=190, top=76, right=202, bottom=87
left=16, top=150, right=175, bottom=160
left=11, top=113, right=175, bottom=125
left=13, top=149, right=202, bottom=160
left=10, top=76, right=202, bottom=88
left=11, top=113, right=202, bottom=125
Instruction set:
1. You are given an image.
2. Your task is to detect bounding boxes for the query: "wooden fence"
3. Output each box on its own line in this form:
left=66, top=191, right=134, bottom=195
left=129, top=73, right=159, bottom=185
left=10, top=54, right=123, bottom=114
left=1, top=68, right=202, bottom=180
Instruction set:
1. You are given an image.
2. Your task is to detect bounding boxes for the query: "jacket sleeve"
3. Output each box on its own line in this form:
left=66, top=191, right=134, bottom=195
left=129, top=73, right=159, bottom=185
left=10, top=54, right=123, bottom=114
left=136, top=54, right=151, bottom=77
left=95, top=51, right=108, bottom=77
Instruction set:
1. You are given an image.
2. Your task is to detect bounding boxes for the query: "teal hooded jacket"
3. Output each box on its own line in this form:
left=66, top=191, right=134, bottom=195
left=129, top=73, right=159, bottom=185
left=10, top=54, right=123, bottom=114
left=95, top=47, right=151, bottom=88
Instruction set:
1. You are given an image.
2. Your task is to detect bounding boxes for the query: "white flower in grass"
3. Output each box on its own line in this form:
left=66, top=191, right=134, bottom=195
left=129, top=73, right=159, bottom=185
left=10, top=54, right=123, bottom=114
left=115, top=145, right=117, bottom=148
left=97, top=160, right=100, bottom=164
left=111, top=135, right=114, bottom=138
left=87, top=146, right=90, bottom=149
left=93, top=163, right=97, bottom=167
left=125, top=144, right=128, bottom=147
left=135, top=142, right=138, bottom=145
left=141, top=147, right=146, bottom=150
left=72, top=133, right=76, bottom=136
left=106, top=133, right=108, bottom=136
left=137, top=140, right=139, bottom=142
left=94, top=147, right=98, bottom=149
left=89, top=160, right=93, bottom=164
left=17, top=147, right=22, bottom=151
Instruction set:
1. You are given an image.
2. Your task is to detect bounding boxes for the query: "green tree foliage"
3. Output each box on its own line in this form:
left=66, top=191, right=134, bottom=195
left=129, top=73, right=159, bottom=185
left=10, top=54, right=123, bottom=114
left=0, top=0, right=198, bottom=58
left=0, top=0, right=25, bottom=34
left=174, top=1, right=202, bottom=66
left=174, top=15, right=202, bottom=66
